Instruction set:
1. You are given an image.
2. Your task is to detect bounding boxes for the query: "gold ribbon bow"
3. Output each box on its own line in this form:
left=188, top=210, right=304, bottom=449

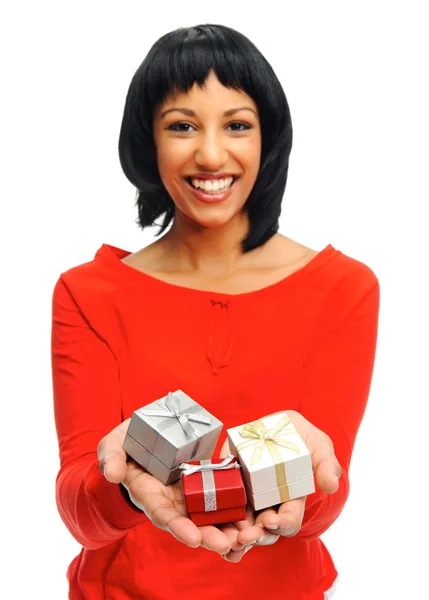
left=236, top=414, right=301, bottom=501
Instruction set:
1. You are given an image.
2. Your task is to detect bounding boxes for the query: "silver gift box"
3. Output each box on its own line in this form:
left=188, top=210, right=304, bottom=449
left=123, top=390, right=223, bottom=485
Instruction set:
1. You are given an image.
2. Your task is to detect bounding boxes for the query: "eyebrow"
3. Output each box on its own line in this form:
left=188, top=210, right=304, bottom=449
left=160, top=106, right=258, bottom=119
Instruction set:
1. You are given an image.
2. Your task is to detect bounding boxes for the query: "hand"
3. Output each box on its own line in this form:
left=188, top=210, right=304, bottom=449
left=97, top=419, right=232, bottom=555
left=217, top=410, right=342, bottom=558
left=235, top=410, right=342, bottom=545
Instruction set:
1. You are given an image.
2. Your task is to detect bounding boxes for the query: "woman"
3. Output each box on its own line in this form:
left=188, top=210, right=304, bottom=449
left=51, top=23, right=380, bottom=599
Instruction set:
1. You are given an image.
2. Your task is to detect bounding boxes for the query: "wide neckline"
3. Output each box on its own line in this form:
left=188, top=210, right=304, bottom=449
left=95, top=242, right=339, bottom=302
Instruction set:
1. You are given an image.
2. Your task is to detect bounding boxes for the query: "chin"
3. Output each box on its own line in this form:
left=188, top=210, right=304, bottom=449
left=191, top=212, right=245, bottom=231
left=201, top=220, right=233, bottom=229
left=177, top=204, right=247, bottom=231
left=189, top=217, right=232, bottom=230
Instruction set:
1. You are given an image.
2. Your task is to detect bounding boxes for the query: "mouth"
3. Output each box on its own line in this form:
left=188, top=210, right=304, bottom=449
left=184, top=176, right=239, bottom=195
left=183, top=176, right=240, bottom=204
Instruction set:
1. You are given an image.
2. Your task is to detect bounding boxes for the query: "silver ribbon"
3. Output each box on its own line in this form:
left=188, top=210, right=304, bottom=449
left=139, top=392, right=211, bottom=437
left=179, top=455, right=240, bottom=512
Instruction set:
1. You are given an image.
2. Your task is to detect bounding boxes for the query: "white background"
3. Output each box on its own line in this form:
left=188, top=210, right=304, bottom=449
left=2, top=1, right=428, bottom=598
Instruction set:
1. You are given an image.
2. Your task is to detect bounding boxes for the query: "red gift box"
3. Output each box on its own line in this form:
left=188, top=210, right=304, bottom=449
left=181, top=456, right=247, bottom=526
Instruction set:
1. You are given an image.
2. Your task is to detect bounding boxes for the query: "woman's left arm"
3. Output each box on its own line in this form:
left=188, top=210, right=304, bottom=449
left=233, top=267, right=380, bottom=551
left=289, top=271, right=380, bottom=541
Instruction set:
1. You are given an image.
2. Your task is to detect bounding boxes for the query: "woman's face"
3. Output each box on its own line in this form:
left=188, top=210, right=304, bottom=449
left=152, top=70, right=262, bottom=230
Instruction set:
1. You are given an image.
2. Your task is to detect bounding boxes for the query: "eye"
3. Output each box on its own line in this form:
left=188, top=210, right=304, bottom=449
left=227, top=122, right=252, bottom=132
left=168, top=122, right=195, bottom=133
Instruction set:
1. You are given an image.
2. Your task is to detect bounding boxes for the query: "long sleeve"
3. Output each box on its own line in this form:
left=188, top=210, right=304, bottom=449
left=51, top=276, right=147, bottom=550
left=296, top=271, right=380, bottom=541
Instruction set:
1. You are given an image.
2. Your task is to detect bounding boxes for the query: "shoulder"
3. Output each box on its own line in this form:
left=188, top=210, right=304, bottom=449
left=52, top=244, right=126, bottom=317
left=324, top=248, right=379, bottom=297
left=272, top=234, right=378, bottom=291
left=51, top=245, right=138, bottom=352
left=51, top=247, right=130, bottom=356
left=283, top=234, right=379, bottom=294
left=311, top=248, right=380, bottom=335
left=276, top=236, right=379, bottom=320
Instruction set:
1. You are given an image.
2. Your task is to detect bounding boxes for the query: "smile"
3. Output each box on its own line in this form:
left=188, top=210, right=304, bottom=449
left=185, top=176, right=239, bottom=193
left=184, top=176, right=239, bottom=203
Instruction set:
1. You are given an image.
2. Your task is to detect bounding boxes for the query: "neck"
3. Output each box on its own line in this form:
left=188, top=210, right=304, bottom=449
left=161, top=212, right=252, bottom=277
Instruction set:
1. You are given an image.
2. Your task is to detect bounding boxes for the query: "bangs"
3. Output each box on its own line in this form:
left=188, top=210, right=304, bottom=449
left=144, top=25, right=257, bottom=111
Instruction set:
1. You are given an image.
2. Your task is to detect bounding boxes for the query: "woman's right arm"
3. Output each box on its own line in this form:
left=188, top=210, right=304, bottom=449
left=51, top=276, right=148, bottom=550
left=51, top=275, right=234, bottom=554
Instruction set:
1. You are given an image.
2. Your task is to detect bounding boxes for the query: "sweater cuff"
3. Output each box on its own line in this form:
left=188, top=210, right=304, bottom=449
left=86, top=461, right=148, bottom=530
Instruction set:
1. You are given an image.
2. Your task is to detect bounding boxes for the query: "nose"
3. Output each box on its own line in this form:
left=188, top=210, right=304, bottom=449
left=194, top=131, right=228, bottom=170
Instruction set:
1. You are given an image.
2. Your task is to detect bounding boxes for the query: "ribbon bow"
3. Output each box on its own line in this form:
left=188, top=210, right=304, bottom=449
left=139, top=392, right=211, bottom=436
left=236, top=414, right=301, bottom=465
left=179, top=454, right=240, bottom=476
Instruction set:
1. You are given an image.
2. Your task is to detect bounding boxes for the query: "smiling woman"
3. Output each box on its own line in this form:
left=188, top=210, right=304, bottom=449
left=51, top=22, right=379, bottom=600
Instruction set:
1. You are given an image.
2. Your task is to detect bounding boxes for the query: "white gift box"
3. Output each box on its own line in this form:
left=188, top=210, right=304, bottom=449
left=227, top=412, right=315, bottom=510
left=243, top=475, right=315, bottom=511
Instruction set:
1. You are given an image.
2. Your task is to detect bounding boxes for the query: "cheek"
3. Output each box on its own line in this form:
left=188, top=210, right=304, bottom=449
left=156, top=142, right=189, bottom=180
left=236, top=139, right=261, bottom=172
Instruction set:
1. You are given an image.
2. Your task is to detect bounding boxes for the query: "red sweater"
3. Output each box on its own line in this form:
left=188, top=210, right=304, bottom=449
left=51, top=242, right=380, bottom=600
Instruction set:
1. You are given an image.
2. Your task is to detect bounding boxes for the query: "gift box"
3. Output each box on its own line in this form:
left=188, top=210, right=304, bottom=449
left=227, top=412, right=315, bottom=511
left=123, top=390, right=223, bottom=485
left=180, top=455, right=247, bottom=526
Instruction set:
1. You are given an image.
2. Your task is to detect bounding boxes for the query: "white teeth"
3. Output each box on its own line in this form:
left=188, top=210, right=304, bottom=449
left=190, top=176, right=235, bottom=192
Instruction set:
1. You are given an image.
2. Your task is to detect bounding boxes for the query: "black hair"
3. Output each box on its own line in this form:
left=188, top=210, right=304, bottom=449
left=118, top=23, right=293, bottom=252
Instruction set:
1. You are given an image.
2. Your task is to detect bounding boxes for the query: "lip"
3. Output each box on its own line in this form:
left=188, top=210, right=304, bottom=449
left=184, top=177, right=238, bottom=204
left=186, top=173, right=239, bottom=180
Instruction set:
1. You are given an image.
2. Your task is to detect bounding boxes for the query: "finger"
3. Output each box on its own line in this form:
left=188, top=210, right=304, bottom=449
left=97, top=419, right=130, bottom=484
left=255, top=533, right=280, bottom=546
left=236, top=506, right=275, bottom=544
left=101, top=450, right=128, bottom=484
left=221, top=545, right=253, bottom=563
left=238, top=508, right=279, bottom=546
left=312, top=447, right=342, bottom=494
left=150, top=501, right=202, bottom=548
left=217, top=523, right=245, bottom=552
left=259, top=497, right=306, bottom=537
left=249, top=507, right=282, bottom=544
left=255, top=507, right=277, bottom=530
left=236, top=521, right=267, bottom=546
left=199, top=525, right=232, bottom=555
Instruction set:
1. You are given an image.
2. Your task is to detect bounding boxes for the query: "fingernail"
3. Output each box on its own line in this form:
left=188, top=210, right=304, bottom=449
left=265, top=524, right=279, bottom=531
